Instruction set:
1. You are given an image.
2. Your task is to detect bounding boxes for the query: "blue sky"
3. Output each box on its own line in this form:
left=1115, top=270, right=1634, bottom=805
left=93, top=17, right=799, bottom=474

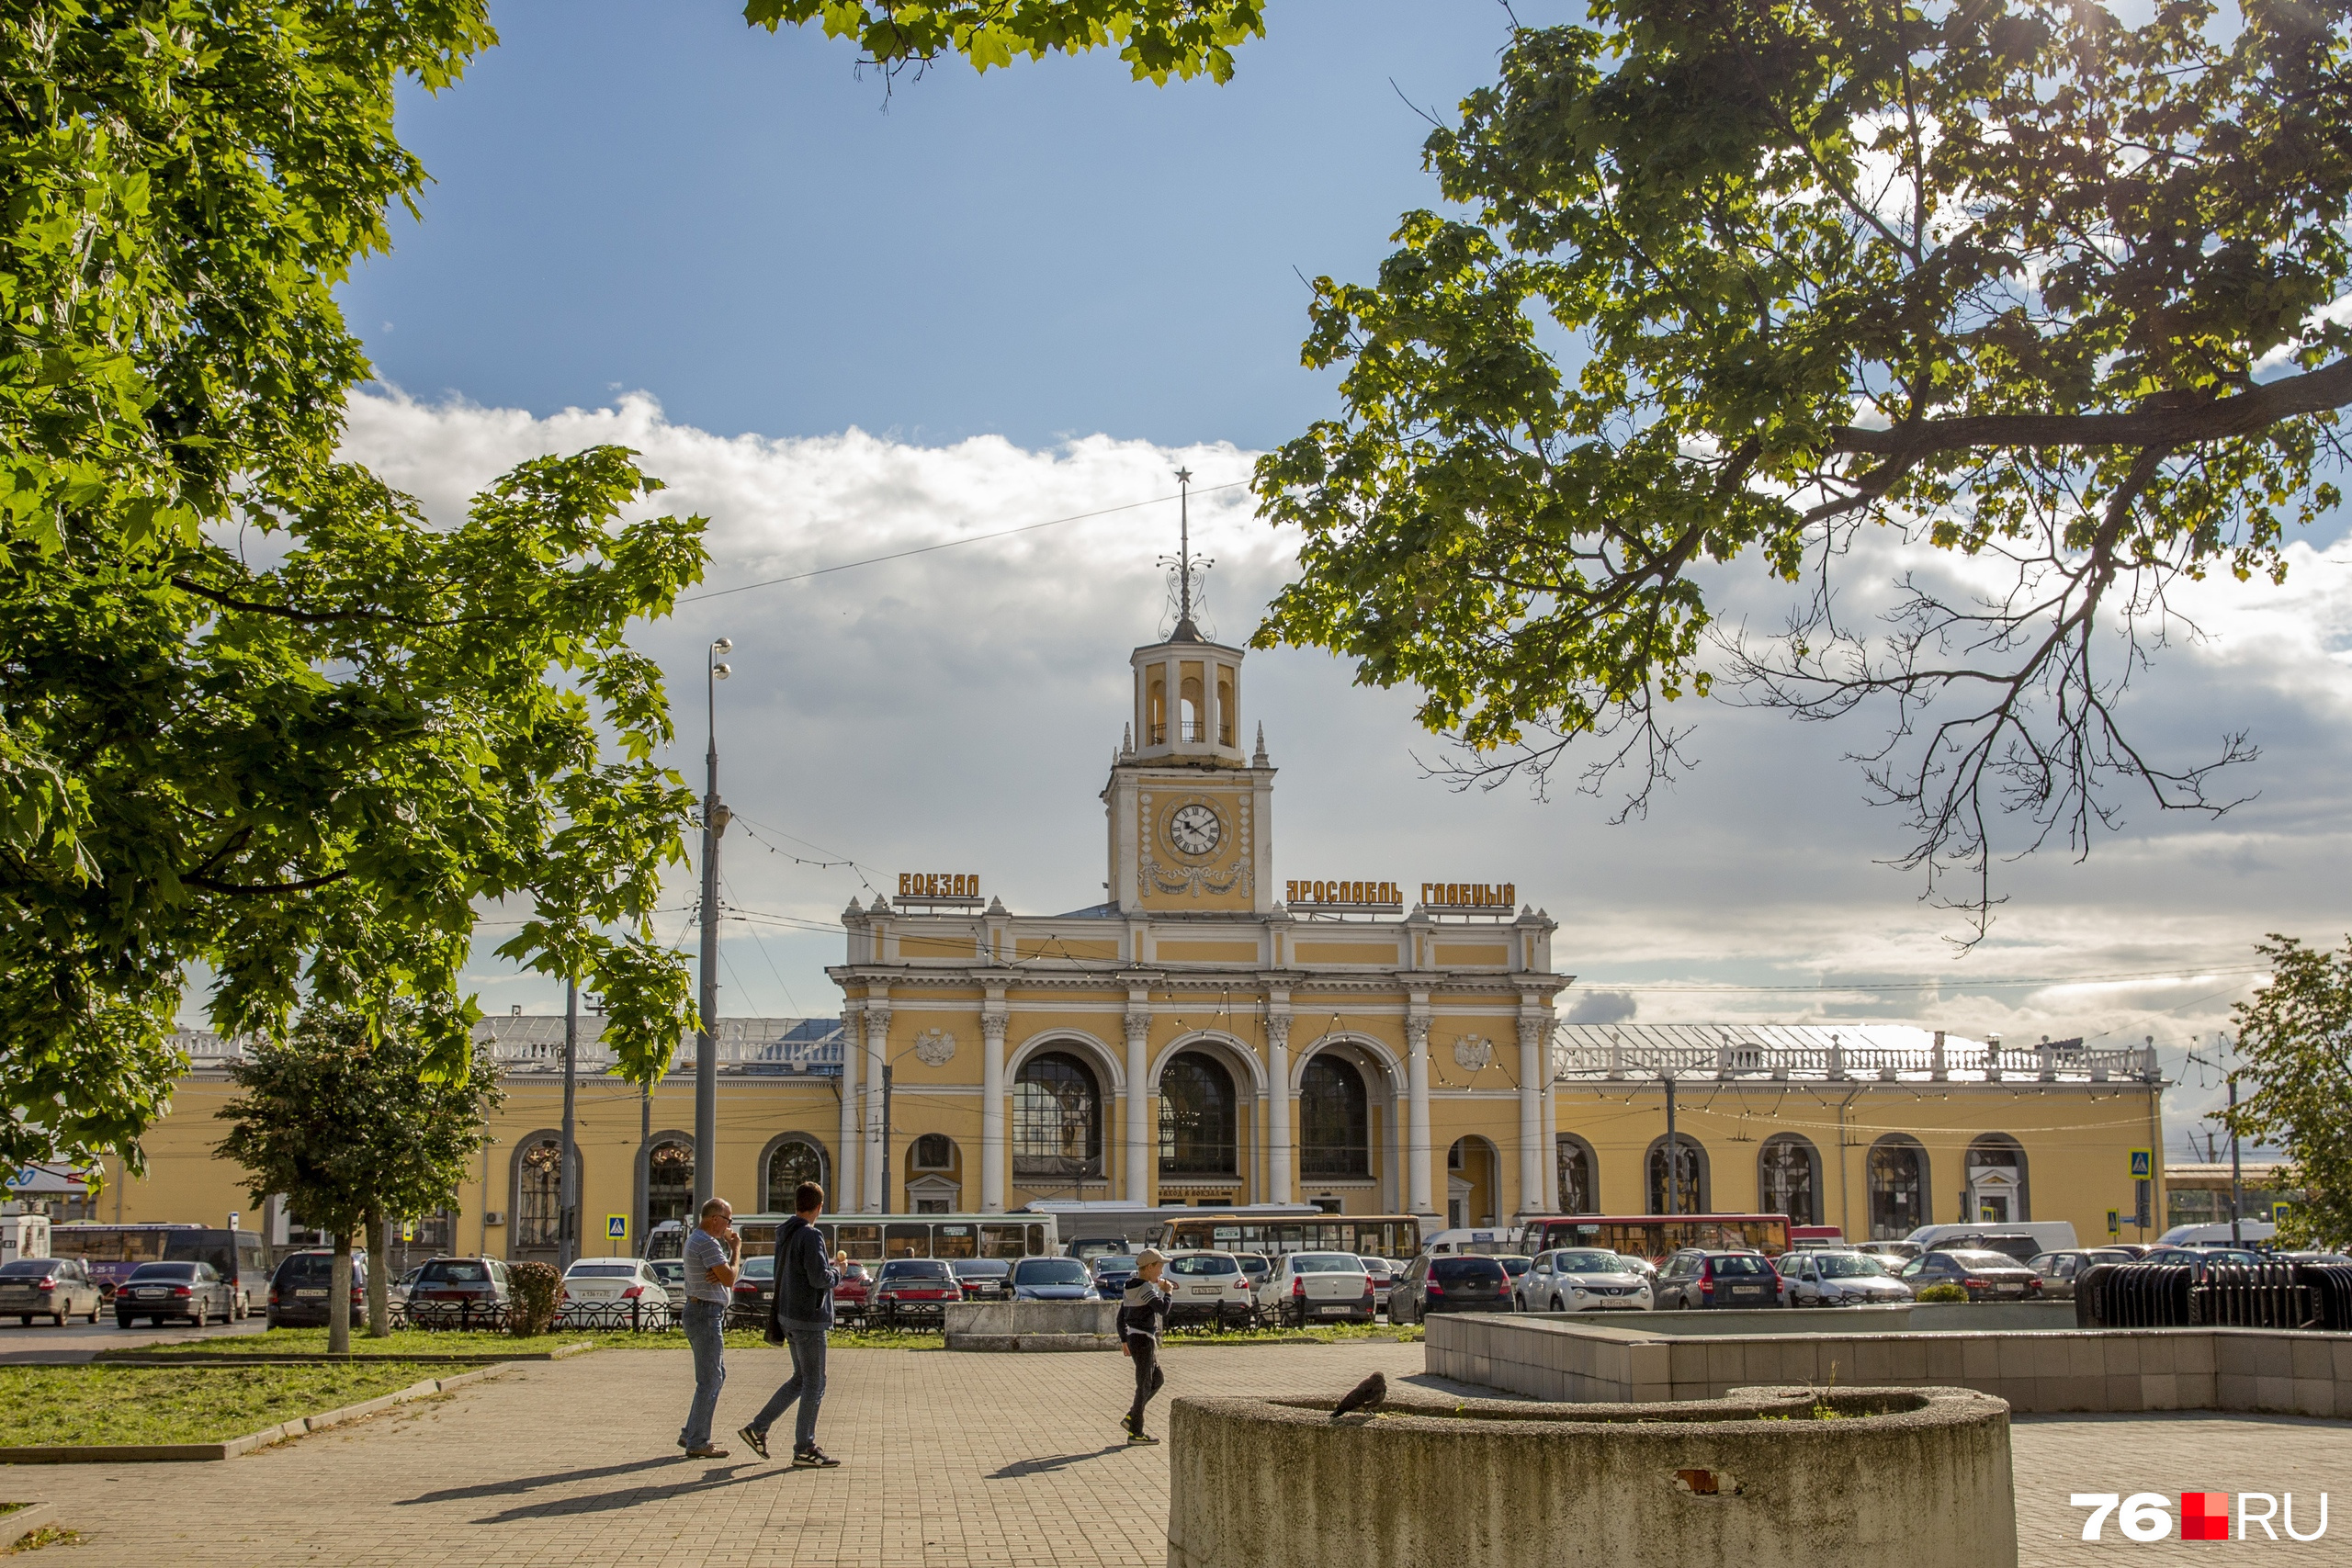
left=344, top=0, right=1539, bottom=450
left=320, top=2, right=2351, bottom=1149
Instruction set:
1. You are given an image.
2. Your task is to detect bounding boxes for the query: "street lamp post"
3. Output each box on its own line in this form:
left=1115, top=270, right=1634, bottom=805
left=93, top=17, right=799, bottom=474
left=695, top=637, right=732, bottom=1213
left=560, top=977, right=579, bottom=1269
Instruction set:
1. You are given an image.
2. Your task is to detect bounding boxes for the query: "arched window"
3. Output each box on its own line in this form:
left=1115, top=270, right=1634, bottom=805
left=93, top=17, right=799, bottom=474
left=1966, top=1134, right=2030, bottom=1224
left=1299, top=1055, right=1370, bottom=1178
left=1159, top=1053, right=1238, bottom=1176
left=763, top=1137, right=828, bottom=1214
left=646, top=1139, right=695, bottom=1231
left=1867, top=1135, right=1928, bottom=1240
left=1645, top=1135, right=1707, bottom=1215
left=1013, top=1051, right=1102, bottom=1179
left=911, top=1134, right=955, bottom=1171
left=515, top=1138, right=563, bottom=1248
left=1758, top=1134, right=1820, bottom=1227
left=1555, top=1134, right=1598, bottom=1213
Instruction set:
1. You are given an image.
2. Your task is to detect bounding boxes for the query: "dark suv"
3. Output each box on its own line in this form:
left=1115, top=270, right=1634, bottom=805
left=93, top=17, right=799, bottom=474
left=1388, top=1254, right=1511, bottom=1324
left=1655, top=1249, right=1783, bottom=1309
left=266, top=1248, right=368, bottom=1328
left=403, top=1256, right=514, bottom=1326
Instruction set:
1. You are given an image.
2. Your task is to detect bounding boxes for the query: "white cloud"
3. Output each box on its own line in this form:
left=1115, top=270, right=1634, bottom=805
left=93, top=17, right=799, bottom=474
left=339, top=387, right=2352, bottom=1146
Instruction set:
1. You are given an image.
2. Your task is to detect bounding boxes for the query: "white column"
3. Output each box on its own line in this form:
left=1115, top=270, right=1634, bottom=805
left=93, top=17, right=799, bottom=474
left=1542, top=1032, right=1561, bottom=1211
left=1204, top=660, right=1223, bottom=749
left=1164, top=655, right=1182, bottom=743
left=980, top=1003, right=1008, bottom=1213
left=1125, top=1005, right=1151, bottom=1203
left=1517, top=1012, right=1544, bottom=1221
left=836, top=1009, right=860, bottom=1212
left=1407, top=1010, right=1433, bottom=1216
left=1266, top=1012, right=1293, bottom=1204
left=863, top=1003, right=890, bottom=1213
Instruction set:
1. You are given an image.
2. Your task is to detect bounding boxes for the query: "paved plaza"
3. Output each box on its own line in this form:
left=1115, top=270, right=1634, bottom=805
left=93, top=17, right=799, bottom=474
left=8, top=1341, right=2347, bottom=1564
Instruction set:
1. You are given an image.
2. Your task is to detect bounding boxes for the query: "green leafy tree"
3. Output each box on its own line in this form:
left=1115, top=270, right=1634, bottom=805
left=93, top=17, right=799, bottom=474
left=215, top=1005, right=504, bottom=1348
left=0, top=2, right=699, bottom=1173
left=743, top=0, right=1264, bottom=82
left=2222, top=935, right=2352, bottom=1250
left=1254, top=0, right=2352, bottom=934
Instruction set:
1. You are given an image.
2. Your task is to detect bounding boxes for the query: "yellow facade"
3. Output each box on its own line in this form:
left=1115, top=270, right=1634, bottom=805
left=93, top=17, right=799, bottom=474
left=90, top=615, right=2167, bottom=1256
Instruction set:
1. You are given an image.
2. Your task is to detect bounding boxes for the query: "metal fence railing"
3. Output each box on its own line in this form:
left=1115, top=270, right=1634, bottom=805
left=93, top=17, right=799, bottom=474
left=2075, top=1261, right=2352, bottom=1332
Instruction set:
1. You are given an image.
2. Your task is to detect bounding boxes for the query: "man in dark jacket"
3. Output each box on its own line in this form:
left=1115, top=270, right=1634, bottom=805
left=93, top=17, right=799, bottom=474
left=738, top=1181, right=845, bottom=1467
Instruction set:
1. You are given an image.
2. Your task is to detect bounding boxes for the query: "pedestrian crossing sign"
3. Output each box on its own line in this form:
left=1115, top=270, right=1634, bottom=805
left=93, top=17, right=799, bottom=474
left=2128, top=1148, right=2153, bottom=1180
left=606, top=1214, right=628, bottom=1240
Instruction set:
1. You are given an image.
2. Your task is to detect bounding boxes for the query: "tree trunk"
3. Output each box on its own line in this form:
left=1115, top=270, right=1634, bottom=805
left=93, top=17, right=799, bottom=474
left=364, top=1205, right=391, bottom=1338
left=330, top=1230, right=352, bottom=1355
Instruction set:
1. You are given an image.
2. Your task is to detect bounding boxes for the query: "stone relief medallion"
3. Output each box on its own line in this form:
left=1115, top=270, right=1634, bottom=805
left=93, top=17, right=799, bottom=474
left=913, top=1028, right=957, bottom=1067
left=1453, top=1034, right=1495, bottom=1071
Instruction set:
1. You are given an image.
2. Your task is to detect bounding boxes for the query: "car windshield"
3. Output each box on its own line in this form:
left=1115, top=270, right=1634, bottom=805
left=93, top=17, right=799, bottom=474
left=650, top=1261, right=683, bottom=1280
left=1555, top=1251, right=1625, bottom=1274
left=1498, top=1257, right=1532, bottom=1276
left=1430, top=1258, right=1505, bottom=1283
left=1710, top=1255, right=1771, bottom=1276
left=884, top=1260, right=955, bottom=1280
left=1356, top=1257, right=1394, bottom=1275
left=566, top=1262, right=639, bottom=1279
left=1815, top=1255, right=1885, bottom=1278
left=1012, top=1259, right=1091, bottom=1285
left=1947, top=1251, right=2019, bottom=1269
left=419, top=1260, right=489, bottom=1283
left=955, top=1260, right=1009, bottom=1277
left=0, top=1259, right=56, bottom=1277
left=275, top=1254, right=338, bottom=1284
left=1170, top=1254, right=1238, bottom=1275
left=1291, top=1254, right=1361, bottom=1273
left=1237, top=1256, right=1269, bottom=1275
left=1092, top=1258, right=1137, bottom=1274
left=127, top=1262, right=198, bottom=1280
left=740, top=1256, right=775, bottom=1280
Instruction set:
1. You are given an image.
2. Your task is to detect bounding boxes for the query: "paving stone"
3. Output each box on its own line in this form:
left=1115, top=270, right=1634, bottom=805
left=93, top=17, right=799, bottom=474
left=14, top=1342, right=2346, bottom=1564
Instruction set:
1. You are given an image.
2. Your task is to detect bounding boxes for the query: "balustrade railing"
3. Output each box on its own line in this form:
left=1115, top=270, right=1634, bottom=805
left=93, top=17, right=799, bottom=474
left=1552, top=1024, right=2158, bottom=1082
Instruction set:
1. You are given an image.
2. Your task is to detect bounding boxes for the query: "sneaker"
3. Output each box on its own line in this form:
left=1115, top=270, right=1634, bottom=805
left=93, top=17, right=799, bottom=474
left=737, top=1425, right=769, bottom=1461
left=792, top=1446, right=842, bottom=1469
left=683, top=1446, right=730, bottom=1460
left=1126, top=1430, right=1159, bottom=1446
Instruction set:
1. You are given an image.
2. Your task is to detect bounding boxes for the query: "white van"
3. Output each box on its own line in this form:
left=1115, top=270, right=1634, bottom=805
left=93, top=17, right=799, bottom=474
left=1905, top=1220, right=2078, bottom=1257
left=1422, top=1227, right=1521, bottom=1257
left=0, top=1213, right=51, bottom=1265
left=2157, top=1219, right=2278, bottom=1247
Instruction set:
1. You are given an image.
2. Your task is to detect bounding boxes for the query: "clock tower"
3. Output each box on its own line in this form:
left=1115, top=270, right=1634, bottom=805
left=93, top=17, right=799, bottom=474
left=1102, top=476, right=1275, bottom=915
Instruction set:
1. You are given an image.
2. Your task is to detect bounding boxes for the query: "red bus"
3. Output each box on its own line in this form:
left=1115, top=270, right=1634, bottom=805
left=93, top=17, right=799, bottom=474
left=1514, top=1214, right=1792, bottom=1263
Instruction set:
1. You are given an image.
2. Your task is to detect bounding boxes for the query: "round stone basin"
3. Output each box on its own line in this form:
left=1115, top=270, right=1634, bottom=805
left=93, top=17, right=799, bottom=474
left=1167, top=1383, right=2015, bottom=1568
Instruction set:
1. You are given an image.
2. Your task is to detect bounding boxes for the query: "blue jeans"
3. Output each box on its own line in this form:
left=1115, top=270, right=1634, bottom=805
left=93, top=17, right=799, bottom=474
left=750, top=1328, right=828, bottom=1452
left=679, top=1299, right=728, bottom=1450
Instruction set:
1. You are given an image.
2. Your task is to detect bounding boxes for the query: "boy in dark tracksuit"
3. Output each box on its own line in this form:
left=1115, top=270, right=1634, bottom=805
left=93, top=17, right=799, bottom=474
left=1116, top=1247, right=1171, bottom=1444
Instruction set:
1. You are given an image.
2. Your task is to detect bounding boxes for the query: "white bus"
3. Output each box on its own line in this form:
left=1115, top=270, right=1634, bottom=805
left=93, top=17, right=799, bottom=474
left=646, top=1212, right=1058, bottom=1264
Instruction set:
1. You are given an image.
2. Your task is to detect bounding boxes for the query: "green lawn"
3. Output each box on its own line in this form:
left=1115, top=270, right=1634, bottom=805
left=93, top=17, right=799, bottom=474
left=108, top=1326, right=592, bottom=1359
left=0, top=1363, right=456, bottom=1448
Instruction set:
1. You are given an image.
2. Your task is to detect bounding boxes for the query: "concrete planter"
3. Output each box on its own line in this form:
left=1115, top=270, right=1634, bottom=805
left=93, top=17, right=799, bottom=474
left=1169, top=1385, right=2015, bottom=1568
left=944, top=1300, right=1120, bottom=1351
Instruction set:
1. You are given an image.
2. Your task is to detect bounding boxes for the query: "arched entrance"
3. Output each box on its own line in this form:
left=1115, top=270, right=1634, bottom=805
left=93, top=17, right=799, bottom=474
left=1867, top=1135, right=1929, bottom=1240
left=1447, top=1136, right=1500, bottom=1228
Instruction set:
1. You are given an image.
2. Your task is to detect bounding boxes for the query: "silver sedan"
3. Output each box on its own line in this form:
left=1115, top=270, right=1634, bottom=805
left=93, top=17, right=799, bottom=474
left=0, top=1257, right=103, bottom=1325
left=1779, top=1249, right=1913, bottom=1306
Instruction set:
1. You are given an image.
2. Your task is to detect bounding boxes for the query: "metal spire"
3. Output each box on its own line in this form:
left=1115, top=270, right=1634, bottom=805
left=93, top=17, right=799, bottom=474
left=1160, top=467, right=1213, bottom=639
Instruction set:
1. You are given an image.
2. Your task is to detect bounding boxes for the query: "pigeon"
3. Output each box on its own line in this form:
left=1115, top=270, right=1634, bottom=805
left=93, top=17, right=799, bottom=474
left=1329, top=1371, right=1387, bottom=1420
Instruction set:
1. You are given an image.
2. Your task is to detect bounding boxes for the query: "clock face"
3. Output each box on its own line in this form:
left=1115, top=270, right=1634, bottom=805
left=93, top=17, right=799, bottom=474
left=1166, top=802, right=1223, bottom=858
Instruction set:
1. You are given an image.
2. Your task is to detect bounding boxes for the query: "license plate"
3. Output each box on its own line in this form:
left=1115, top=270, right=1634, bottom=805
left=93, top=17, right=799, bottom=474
left=138, top=1289, right=165, bottom=1297
left=1316, top=1303, right=1352, bottom=1314
left=296, top=1289, right=326, bottom=1298
left=1732, top=1288, right=1762, bottom=1297
left=1997, top=1283, right=2022, bottom=1293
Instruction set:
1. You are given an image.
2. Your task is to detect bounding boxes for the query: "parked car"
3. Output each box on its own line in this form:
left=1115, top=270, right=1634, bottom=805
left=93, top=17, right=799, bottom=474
left=2026, top=1248, right=2141, bottom=1301
left=1896, top=1248, right=2043, bottom=1301
left=1653, top=1249, right=1784, bottom=1310
left=1857, top=1241, right=1922, bottom=1262
left=2140, top=1247, right=2263, bottom=1274
left=562, top=1258, right=671, bottom=1325
left=1356, top=1255, right=1397, bottom=1313
left=1162, top=1249, right=1254, bottom=1328
left=834, top=1259, right=873, bottom=1321
left=1496, top=1255, right=1533, bottom=1295
left=1232, top=1252, right=1272, bottom=1292
left=403, top=1256, right=514, bottom=1325
left=116, top=1260, right=236, bottom=1326
left=953, top=1258, right=1012, bottom=1300
left=1905, top=1220, right=2080, bottom=1257
left=874, top=1258, right=962, bottom=1325
left=266, top=1247, right=368, bottom=1328
left=0, top=1257, right=103, bottom=1325
left=390, top=1265, right=424, bottom=1308
left=2275, top=1250, right=2352, bottom=1267
left=726, top=1253, right=777, bottom=1327
left=1065, top=1235, right=1130, bottom=1263
left=1090, top=1255, right=1139, bottom=1301
left=1777, top=1250, right=1911, bottom=1307
left=1389, top=1253, right=1511, bottom=1324
left=1008, top=1257, right=1096, bottom=1302
left=1255, top=1251, right=1374, bottom=1328
left=1513, top=1248, right=1654, bottom=1314
left=648, top=1258, right=687, bottom=1305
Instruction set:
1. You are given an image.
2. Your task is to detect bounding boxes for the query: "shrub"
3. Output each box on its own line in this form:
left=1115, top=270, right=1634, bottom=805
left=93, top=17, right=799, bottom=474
left=1914, top=1282, right=1969, bottom=1303
left=508, top=1261, right=563, bottom=1336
